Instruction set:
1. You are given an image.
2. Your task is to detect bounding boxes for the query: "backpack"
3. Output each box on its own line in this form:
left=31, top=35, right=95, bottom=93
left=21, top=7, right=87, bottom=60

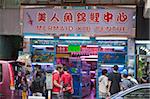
left=128, top=79, right=137, bottom=88
left=31, top=78, right=44, bottom=93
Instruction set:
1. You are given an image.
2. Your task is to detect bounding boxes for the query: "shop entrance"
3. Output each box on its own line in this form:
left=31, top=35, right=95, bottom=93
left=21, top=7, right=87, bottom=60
left=28, top=37, right=129, bottom=99
left=55, top=38, right=128, bottom=99
left=56, top=44, right=98, bottom=99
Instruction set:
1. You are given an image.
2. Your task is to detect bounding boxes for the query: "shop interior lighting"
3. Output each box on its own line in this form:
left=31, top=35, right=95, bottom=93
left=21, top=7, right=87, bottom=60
left=24, top=36, right=54, bottom=39
left=91, top=79, right=95, bottom=82
left=80, top=55, right=98, bottom=59
left=101, top=46, right=125, bottom=49
left=101, top=64, right=124, bottom=67
left=81, top=71, right=88, bottom=74
left=32, top=63, right=53, bottom=65
left=90, top=71, right=96, bottom=73
left=96, top=37, right=128, bottom=40
left=136, top=40, right=150, bottom=44
left=57, top=45, right=68, bottom=47
left=81, top=59, right=98, bottom=61
left=59, top=36, right=90, bottom=40
left=86, top=45, right=99, bottom=47
left=32, top=45, right=54, bottom=48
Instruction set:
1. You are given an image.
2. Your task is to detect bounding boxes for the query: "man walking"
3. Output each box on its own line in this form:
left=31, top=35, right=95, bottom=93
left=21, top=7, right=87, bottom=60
left=107, top=65, right=121, bottom=95
left=52, top=64, right=64, bottom=99
left=61, top=66, right=74, bottom=99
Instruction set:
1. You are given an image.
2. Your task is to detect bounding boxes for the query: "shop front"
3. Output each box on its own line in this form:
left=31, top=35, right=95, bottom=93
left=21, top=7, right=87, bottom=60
left=136, top=40, right=150, bottom=83
left=22, top=6, right=136, bottom=98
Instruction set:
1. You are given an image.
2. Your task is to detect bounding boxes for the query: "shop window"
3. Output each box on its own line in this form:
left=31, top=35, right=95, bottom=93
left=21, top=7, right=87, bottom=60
left=123, top=88, right=150, bottom=99
left=0, top=64, right=2, bottom=82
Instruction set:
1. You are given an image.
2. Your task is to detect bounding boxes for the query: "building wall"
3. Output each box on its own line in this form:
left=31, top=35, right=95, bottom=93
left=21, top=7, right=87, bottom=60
left=0, top=8, right=20, bottom=35
left=136, top=0, right=150, bottom=40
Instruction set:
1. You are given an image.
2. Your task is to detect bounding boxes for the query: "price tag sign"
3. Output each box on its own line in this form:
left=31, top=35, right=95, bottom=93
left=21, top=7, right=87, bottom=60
left=68, top=45, right=81, bottom=52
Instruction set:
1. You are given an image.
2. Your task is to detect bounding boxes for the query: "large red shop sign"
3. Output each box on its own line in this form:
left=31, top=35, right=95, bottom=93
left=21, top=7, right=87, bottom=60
left=23, top=8, right=135, bottom=36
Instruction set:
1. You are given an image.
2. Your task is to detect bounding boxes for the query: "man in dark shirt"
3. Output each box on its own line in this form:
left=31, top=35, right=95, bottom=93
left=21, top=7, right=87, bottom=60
left=108, top=65, right=121, bottom=95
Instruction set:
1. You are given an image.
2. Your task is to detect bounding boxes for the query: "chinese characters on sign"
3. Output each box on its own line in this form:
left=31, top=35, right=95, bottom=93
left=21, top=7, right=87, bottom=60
left=36, top=11, right=128, bottom=23
left=23, top=9, right=135, bottom=36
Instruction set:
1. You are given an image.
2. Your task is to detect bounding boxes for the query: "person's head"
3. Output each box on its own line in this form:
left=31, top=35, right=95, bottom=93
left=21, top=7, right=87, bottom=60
left=36, top=71, right=41, bottom=78
left=113, top=65, right=119, bottom=71
left=63, top=66, right=68, bottom=72
left=18, top=71, right=22, bottom=76
left=35, top=64, right=41, bottom=71
left=56, top=64, right=63, bottom=73
left=121, top=69, right=128, bottom=78
left=123, top=74, right=128, bottom=78
left=102, top=69, right=108, bottom=75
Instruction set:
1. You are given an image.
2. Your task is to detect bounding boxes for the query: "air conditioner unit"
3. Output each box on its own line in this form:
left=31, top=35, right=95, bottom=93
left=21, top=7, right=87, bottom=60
left=63, top=0, right=82, bottom=3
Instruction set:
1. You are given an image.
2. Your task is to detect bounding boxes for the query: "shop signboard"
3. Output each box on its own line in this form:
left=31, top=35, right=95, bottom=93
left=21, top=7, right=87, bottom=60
left=23, top=8, right=135, bottom=37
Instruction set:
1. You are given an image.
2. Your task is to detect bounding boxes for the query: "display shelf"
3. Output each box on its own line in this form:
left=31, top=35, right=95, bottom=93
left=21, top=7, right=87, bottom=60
left=30, top=38, right=56, bottom=71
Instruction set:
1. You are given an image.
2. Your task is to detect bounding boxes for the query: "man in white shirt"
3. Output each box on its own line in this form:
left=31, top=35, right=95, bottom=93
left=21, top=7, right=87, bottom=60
left=99, top=69, right=109, bottom=99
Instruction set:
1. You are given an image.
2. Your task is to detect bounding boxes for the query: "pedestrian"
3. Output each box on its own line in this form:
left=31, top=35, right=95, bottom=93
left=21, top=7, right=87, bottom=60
left=21, top=76, right=28, bottom=99
left=98, top=69, right=109, bottom=99
left=61, top=66, right=74, bottom=99
left=33, top=64, right=41, bottom=80
left=30, top=71, right=44, bottom=96
left=52, top=64, right=64, bottom=99
left=127, top=73, right=138, bottom=85
left=25, top=72, right=33, bottom=96
left=15, top=71, right=22, bottom=90
left=141, top=73, right=150, bottom=83
left=120, top=71, right=131, bottom=90
left=15, top=71, right=23, bottom=96
left=107, top=65, right=121, bottom=95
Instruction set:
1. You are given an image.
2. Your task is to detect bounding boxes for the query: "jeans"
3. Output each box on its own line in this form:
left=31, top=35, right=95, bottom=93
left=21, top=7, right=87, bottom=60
left=63, top=92, right=72, bottom=99
left=52, top=94, right=63, bottom=99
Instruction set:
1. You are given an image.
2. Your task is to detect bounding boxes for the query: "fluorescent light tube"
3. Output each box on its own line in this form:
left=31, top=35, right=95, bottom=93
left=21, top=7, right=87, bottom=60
left=81, top=59, right=98, bottom=61
left=96, top=37, right=128, bottom=40
left=57, top=45, right=68, bottom=47
left=24, top=36, right=54, bottom=39
left=101, top=65, right=124, bottom=67
left=32, top=63, right=53, bottom=65
left=86, top=45, right=99, bottom=47
left=59, top=36, right=90, bottom=40
left=32, top=45, right=54, bottom=48
left=80, top=55, right=98, bottom=59
left=101, top=46, right=125, bottom=49
left=136, top=40, right=150, bottom=44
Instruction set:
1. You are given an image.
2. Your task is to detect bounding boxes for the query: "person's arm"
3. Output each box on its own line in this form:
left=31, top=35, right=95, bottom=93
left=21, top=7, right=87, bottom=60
left=71, top=75, right=74, bottom=94
left=54, top=80, right=62, bottom=88
left=107, top=81, right=111, bottom=92
left=119, top=74, right=122, bottom=90
left=141, top=78, right=147, bottom=83
left=53, top=73, right=63, bottom=88
left=107, top=73, right=112, bottom=96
